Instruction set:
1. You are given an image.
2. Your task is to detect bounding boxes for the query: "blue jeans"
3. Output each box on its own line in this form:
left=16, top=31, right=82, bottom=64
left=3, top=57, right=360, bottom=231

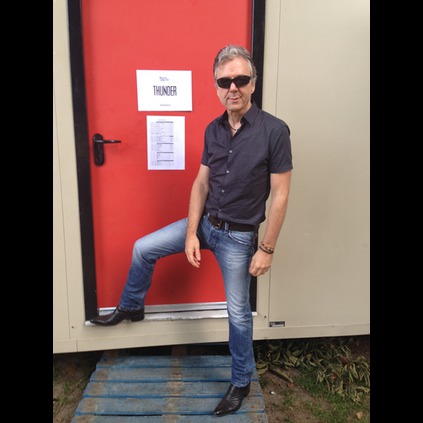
left=120, top=214, right=256, bottom=387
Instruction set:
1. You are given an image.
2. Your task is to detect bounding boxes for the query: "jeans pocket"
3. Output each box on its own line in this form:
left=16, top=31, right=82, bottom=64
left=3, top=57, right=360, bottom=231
left=228, top=230, right=255, bottom=246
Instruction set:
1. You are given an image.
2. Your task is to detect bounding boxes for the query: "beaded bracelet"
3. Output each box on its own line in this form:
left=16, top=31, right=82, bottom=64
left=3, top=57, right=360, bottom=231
left=259, top=242, right=274, bottom=254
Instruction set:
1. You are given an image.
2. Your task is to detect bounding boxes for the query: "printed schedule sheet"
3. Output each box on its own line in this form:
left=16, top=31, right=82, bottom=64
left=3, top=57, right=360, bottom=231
left=147, top=116, right=185, bottom=170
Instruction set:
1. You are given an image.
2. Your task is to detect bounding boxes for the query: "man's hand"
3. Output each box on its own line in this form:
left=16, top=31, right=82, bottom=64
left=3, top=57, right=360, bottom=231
left=185, top=233, right=202, bottom=268
left=249, top=249, right=273, bottom=276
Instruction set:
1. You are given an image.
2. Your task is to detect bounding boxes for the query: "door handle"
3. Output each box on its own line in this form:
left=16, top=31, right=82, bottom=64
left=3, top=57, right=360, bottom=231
left=93, top=133, right=122, bottom=166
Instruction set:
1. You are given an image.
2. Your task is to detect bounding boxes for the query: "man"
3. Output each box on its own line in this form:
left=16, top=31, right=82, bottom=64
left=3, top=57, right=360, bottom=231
left=90, top=45, right=293, bottom=417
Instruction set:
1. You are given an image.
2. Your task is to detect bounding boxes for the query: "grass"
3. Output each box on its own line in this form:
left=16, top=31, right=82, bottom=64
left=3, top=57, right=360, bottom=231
left=255, top=336, right=370, bottom=422
left=297, top=370, right=370, bottom=422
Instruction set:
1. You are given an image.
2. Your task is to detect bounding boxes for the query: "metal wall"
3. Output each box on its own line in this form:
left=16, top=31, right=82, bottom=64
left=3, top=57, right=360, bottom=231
left=261, top=0, right=370, bottom=337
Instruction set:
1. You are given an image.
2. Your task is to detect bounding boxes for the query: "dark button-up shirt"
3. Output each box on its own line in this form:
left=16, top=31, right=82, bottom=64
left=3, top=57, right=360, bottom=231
left=202, top=102, right=293, bottom=226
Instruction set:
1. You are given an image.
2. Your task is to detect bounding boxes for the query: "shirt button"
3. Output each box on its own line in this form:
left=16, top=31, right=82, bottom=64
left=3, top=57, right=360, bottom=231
left=226, top=170, right=230, bottom=173
left=229, top=150, right=232, bottom=154
left=221, top=189, right=225, bottom=193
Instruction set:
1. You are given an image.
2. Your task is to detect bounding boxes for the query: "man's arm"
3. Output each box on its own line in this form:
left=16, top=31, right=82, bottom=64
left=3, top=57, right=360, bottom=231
left=249, top=170, right=292, bottom=277
left=185, top=164, right=210, bottom=268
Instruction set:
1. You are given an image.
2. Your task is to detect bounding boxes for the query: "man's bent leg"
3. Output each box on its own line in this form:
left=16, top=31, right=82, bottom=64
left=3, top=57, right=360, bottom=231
left=90, top=218, right=189, bottom=325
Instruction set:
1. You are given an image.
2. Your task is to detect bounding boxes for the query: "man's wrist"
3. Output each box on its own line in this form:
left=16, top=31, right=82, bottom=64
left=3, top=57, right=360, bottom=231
left=259, top=241, right=275, bottom=254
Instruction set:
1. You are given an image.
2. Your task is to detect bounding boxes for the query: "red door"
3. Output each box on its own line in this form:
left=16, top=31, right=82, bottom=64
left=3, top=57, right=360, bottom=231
left=81, top=0, right=252, bottom=310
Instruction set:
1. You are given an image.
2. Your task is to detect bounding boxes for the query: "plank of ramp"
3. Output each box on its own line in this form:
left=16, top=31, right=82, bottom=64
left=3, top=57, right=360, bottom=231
left=72, top=414, right=268, bottom=422
left=72, top=354, right=268, bottom=422
left=84, top=380, right=263, bottom=398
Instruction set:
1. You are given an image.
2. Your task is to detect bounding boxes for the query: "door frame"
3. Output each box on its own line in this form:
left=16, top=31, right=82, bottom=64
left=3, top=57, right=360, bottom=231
left=67, top=0, right=266, bottom=320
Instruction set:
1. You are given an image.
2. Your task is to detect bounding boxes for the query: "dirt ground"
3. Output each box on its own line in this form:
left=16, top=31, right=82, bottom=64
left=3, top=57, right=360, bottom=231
left=53, top=335, right=370, bottom=422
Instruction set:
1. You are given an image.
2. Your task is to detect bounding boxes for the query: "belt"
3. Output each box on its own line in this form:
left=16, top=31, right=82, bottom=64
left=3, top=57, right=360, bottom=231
left=207, top=214, right=257, bottom=232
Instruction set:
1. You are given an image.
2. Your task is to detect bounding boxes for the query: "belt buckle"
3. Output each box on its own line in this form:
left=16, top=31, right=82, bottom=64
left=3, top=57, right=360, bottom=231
left=208, top=214, right=224, bottom=229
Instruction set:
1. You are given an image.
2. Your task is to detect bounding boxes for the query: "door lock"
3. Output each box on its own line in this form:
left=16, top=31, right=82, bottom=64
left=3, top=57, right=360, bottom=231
left=93, top=133, right=122, bottom=166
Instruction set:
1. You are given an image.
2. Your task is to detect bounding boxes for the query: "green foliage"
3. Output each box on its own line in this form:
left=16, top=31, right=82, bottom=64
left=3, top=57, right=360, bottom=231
left=254, top=337, right=370, bottom=404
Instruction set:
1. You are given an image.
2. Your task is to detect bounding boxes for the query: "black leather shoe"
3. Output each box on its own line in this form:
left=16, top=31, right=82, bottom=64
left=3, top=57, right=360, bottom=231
left=90, top=305, right=145, bottom=326
left=213, top=382, right=251, bottom=417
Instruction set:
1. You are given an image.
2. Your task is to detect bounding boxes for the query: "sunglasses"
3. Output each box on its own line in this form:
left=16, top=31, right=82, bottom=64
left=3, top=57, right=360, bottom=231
left=216, top=75, right=251, bottom=89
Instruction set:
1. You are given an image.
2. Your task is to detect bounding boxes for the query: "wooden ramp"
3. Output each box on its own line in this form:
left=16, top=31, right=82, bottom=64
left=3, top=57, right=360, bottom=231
left=72, top=354, right=268, bottom=422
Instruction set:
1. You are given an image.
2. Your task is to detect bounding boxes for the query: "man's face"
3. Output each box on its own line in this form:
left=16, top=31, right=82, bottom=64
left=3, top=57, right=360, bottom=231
left=215, top=57, right=255, bottom=114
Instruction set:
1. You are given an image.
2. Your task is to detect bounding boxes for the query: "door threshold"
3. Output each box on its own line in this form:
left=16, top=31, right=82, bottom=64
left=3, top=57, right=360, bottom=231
left=85, top=302, right=227, bottom=326
left=85, top=302, right=257, bottom=326
left=85, top=309, right=229, bottom=326
left=144, top=309, right=258, bottom=322
left=145, top=308, right=230, bottom=321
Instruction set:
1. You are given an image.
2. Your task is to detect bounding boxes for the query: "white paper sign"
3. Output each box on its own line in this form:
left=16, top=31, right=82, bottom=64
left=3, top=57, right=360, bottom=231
left=137, top=70, right=192, bottom=111
left=147, top=116, right=185, bottom=170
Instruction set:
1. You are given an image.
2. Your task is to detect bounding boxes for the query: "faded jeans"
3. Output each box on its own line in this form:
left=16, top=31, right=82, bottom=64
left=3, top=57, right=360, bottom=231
left=119, top=214, right=256, bottom=387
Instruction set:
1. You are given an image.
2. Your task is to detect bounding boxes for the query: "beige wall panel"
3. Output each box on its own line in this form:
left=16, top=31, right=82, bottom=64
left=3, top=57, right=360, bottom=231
left=53, top=93, right=71, bottom=346
left=263, top=0, right=370, bottom=333
left=76, top=319, right=232, bottom=352
left=53, top=0, right=86, bottom=352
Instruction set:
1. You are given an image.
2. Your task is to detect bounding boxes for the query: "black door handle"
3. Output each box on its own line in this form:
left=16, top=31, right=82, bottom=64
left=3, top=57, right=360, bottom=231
left=93, top=133, right=122, bottom=166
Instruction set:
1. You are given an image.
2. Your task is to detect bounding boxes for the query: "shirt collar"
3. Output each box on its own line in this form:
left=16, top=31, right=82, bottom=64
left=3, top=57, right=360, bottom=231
left=219, top=102, right=260, bottom=127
